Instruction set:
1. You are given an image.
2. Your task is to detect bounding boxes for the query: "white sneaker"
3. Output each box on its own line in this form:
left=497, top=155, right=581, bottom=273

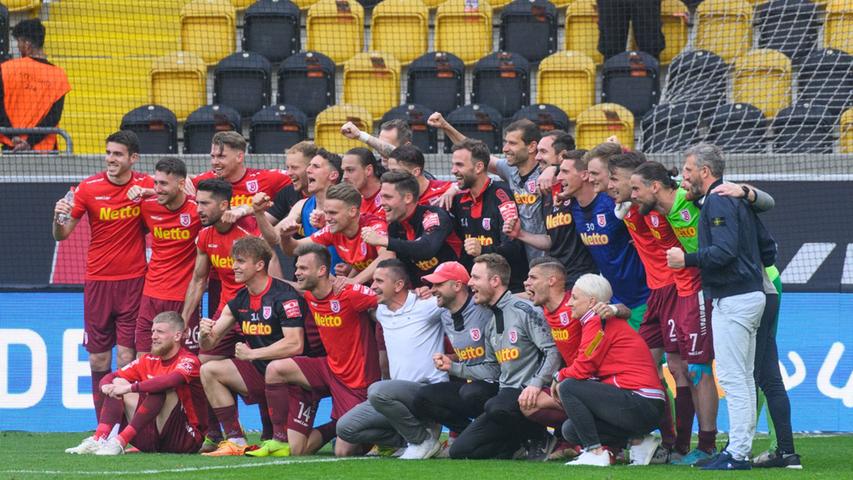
left=399, top=436, right=441, bottom=460
left=95, top=437, right=125, bottom=456
left=65, top=436, right=104, bottom=454
left=565, top=449, right=613, bottom=467
left=628, top=435, right=661, bottom=466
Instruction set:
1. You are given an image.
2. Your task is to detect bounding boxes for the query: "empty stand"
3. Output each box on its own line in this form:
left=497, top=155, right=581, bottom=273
left=306, top=0, right=364, bottom=64
left=754, top=0, right=820, bottom=65
left=406, top=51, right=466, bottom=115
left=343, top=51, right=402, bottom=120
left=183, top=104, right=242, bottom=154
left=213, top=51, right=273, bottom=117
left=314, top=104, right=373, bottom=153
left=511, top=104, right=570, bottom=133
left=243, top=0, right=301, bottom=63
left=435, top=0, right=493, bottom=66
left=733, top=49, right=792, bottom=118
left=120, top=105, right=179, bottom=155
left=601, top=50, right=660, bottom=117
left=564, top=0, right=602, bottom=65
left=825, top=0, right=853, bottom=54
left=797, top=48, right=853, bottom=115
left=536, top=51, right=596, bottom=119
left=706, top=102, right=768, bottom=152
left=277, top=51, right=336, bottom=118
left=471, top=51, right=531, bottom=119
left=444, top=104, right=504, bottom=153
left=664, top=49, right=728, bottom=111
left=380, top=104, right=438, bottom=153
left=150, top=51, right=208, bottom=122
left=498, top=0, right=558, bottom=64
left=370, top=0, right=429, bottom=65
left=250, top=104, right=309, bottom=153
left=658, top=0, right=689, bottom=64
left=841, top=108, right=853, bottom=153
left=771, top=102, right=836, bottom=153
left=575, top=103, right=635, bottom=150
left=641, top=102, right=703, bottom=153
left=2, top=0, right=40, bottom=12
left=180, top=0, right=236, bottom=65
left=694, top=0, right=753, bottom=62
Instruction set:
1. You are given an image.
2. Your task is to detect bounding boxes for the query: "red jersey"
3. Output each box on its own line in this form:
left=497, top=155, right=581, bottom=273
left=116, top=348, right=207, bottom=431
left=141, top=196, right=201, bottom=301
left=557, top=310, right=665, bottom=400
left=643, top=210, right=702, bottom=297
left=304, top=283, right=380, bottom=389
left=70, top=171, right=153, bottom=281
left=192, top=168, right=292, bottom=209
left=543, top=292, right=582, bottom=365
left=196, top=216, right=259, bottom=310
left=622, top=204, right=673, bottom=289
left=361, top=187, right=386, bottom=219
left=311, top=214, right=387, bottom=272
left=419, top=179, right=453, bottom=207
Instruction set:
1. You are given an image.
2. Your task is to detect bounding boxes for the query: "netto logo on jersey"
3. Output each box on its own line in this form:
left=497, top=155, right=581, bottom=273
left=580, top=232, right=609, bottom=246
left=210, top=254, right=234, bottom=269
left=230, top=194, right=254, bottom=207
left=242, top=320, right=272, bottom=336
left=464, top=234, right=494, bottom=246
left=495, top=347, right=520, bottom=363
left=415, top=257, right=439, bottom=271
left=650, top=229, right=661, bottom=240
left=551, top=328, right=570, bottom=341
left=153, top=227, right=191, bottom=240
left=624, top=219, right=637, bottom=232
left=546, top=212, right=572, bottom=229
left=98, top=205, right=141, bottom=221
left=673, top=226, right=697, bottom=238
left=313, top=312, right=343, bottom=327
left=454, top=345, right=485, bottom=361
left=351, top=259, right=372, bottom=271
left=514, top=192, right=538, bottom=205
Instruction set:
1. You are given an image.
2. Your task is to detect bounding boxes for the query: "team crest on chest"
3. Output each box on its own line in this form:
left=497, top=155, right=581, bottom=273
left=482, top=218, right=491, bottom=230
left=262, top=306, right=272, bottom=320
left=360, top=241, right=368, bottom=255
left=179, top=213, right=191, bottom=227
left=508, top=329, right=518, bottom=344
left=470, top=327, right=481, bottom=341
left=650, top=215, right=659, bottom=227
left=330, top=300, right=341, bottom=313
left=246, top=179, right=259, bottom=193
left=680, top=209, right=691, bottom=222
left=596, top=214, right=607, bottom=228
left=559, top=311, right=570, bottom=326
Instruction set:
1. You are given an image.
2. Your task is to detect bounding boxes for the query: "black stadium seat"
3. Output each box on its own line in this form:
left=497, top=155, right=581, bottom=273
left=472, top=51, right=531, bottom=119
left=511, top=104, right=570, bottom=133
left=771, top=102, right=836, bottom=153
left=277, top=51, right=336, bottom=118
left=797, top=48, right=853, bottom=116
left=705, top=103, right=768, bottom=153
left=120, top=105, right=179, bottom=154
left=665, top=49, right=728, bottom=112
left=213, top=51, right=272, bottom=117
left=243, top=0, right=301, bottom=63
left=499, top=0, right=558, bottom=64
left=602, top=50, right=660, bottom=117
left=641, top=102, right=703, bottom=153
left=406, top=51, right=465, bottom=116
left=381, top=104, right=438, bottom=154
left=183, top=104, right=242, bottom=154
left=250, top=104, right=308, bottom=153
left=754, top=0, right=820, bottom=65
left=444, top=104, right=504, bottom=154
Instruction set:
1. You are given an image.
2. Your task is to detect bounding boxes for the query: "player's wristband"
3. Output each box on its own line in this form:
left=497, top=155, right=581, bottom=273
left=131, top=382, right=140, bottom=393
left=358, top=132, right=370, bottom=143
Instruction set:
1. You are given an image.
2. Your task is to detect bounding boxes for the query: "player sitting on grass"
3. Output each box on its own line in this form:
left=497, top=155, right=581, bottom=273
left=65, top=311, right=207, bottom=455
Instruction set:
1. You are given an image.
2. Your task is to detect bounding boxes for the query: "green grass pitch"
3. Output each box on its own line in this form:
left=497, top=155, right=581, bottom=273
left=1, top=432, right=851, bottom=480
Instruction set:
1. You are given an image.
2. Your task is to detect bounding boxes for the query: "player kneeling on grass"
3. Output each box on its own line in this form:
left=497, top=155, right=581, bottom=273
left=552, top=274, right=665, bottom=467
left=66, top=311, right=207, bottom=455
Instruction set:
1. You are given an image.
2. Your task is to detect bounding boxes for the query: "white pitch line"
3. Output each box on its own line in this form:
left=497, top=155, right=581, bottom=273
left=0, top=456, right=376, bottom=476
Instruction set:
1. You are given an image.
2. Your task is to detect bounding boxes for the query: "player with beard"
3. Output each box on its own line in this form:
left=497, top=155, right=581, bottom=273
left=342, top=147, right=385, bottom=219
left=386, top=145, right=456, bottom=208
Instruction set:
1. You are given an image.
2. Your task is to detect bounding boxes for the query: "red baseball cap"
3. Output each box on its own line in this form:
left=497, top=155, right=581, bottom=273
left=422, top=261, right=470, bottom=285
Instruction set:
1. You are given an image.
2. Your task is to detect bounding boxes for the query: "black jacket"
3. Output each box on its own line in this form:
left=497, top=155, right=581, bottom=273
left=387, top=204, right=461, bottom=286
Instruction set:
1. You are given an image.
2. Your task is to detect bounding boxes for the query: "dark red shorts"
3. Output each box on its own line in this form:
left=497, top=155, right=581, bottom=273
left=292, top=355, right=367, bottom=420
left=286, top=386, right=326, bottom=435
left=83, top=277, right=145, bottom=354
left=135, top=296, right=199, bottom=353
left=673, top=291, right=714, bottom=364
left=131, top=394, right=204, bottom=453
left=375, top=321, right=386, bottom=352
left=199, top=305, right=243, bottom=358
left=639, top=284, right=678, bottom=352
left=231, top=358, right=266, bottom=405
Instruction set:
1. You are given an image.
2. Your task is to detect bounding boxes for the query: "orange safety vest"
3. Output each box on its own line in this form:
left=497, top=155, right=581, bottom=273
left=0, top=57, right=71, bottom=151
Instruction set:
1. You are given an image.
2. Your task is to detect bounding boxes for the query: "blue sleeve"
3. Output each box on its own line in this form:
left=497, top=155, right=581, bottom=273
left=686, top=196, right=739, bottom=269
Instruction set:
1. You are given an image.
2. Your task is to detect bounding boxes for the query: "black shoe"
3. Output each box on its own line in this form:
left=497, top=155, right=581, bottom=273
left=753, top=450, right=803, bottom=469
left=701, top=450, right=751, bottom=471
left=692, top=452, right=719, bottom=468
left=526, top=433, right=558, bottom=461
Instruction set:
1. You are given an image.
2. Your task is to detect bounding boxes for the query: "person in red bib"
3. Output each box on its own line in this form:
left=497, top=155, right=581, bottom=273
left=65, top=311, right=207, bottom=455
left=0, top=19, right=69, bottom=151
left=53, top=130, right=152, bottom=423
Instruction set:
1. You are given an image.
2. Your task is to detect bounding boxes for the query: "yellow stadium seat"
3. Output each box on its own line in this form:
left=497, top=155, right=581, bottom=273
left=291, top=0, right=321, bottom=9
left=371, top=0, right=429, bottom=65
left=1, top=0, right=40, bottom=12
left=825, top=0, right=853, bottom=54
left=435, top=0, right=493, bottom=65
left=536, top=51, right=596, bottom=119
left=841, top=108, right=853, bottom=153
left=307, top=0, right=365, bottom=64
left=150, top=51, right=208, bottom=121
left=180, top=0, right=236, bottom=65
left=343, top=52, right=402, bottom=119
left=230, top=0, right=255, bottom=10
left=419, top=0, right=445, bottom=7
left=660, top=0, right=689, bottom=64
left=315, top=104, right=374, bottom=153
left=575, top=103, right=635, bottom=150
left=695, top=0, right=753, bottom=62
left=733, top=49, right=792, bottom=118
left=565, top=0, right=602, bottom=65
left=489, top=0, right=513, bottom=9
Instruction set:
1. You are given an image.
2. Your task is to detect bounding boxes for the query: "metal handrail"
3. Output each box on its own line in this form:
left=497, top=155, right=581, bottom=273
left=0, top=127, right=74, bottom=154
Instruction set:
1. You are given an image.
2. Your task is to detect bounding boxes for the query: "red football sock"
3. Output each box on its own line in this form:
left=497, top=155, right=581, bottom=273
left=697, top=429, right=717, bottom=454
left=213, top=405, right=244, bottom=440
left=675, top=386, right=695, bottom=454
left=659, top=388, right=676, bottom=450
left=94, top=396, right=124, bottom=440
left=259, top=401, right=273, bottom=441
left=316, top=421, right=337, bottom=444
left=91, top=370, right=110, bottom=423
left=118, top=392, right=166, bottom=446
left=205, top=403, right=224, bottom=441
left=265, top=383, right=290, bottom=443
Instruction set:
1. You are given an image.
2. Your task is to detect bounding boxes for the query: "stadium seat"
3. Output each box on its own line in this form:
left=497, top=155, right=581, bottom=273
left=536, top=51, right=596, bottom=119
left=664, top=49, right=729, bottom=112
left=841, top=108, right=853, bottom=153
left=659, top=0, right=689, bottom=64
left=2, top=0, right=40, bottom=12
left=418, top=0, right=447, bottom=7
left=150, top=51, right=208, bottom=121
left=565, top=0, right=602, bottom=65
left=306, top=0, right=365, bottom=64
left=0, top=4, right=8, bottom=61
left=121, top=105, right=179, bottom=155
left=380, top=104, right=438, bottom=153
left=601, top=50, right=660, bottom=117
left=444, top=104, right=504, bottom=153
left=694, top=0, right=753, bottom=62
left=180, top=0, right=236, bottom=65
left=183, top=104, right=242, bottom=154
left=754, top=0, right=820, bottom=65
left=406, top=51, right=466, bottom=116
left=771, top=102, right=836, bottom=153
left=575, top=103, right=635, bottom=150
left=706, top=102, right=768, bottom=153
left=250, top=104, right=309, bottom=153
left=825, top=0, right=853, bottom=54
left=231, top=0, right=256, bottom=9
left=471, top=51, right=531, bottom=119
left=641, top=102, right=703, bottom=153
left=277, top=51, right=336, bottom=118
left=489, top=0, right=514, bottom=9
left=796, top=48, right=853, bottom=115
left=243, top=0, right=301, bottom=63
left=213, top=52, right=272, bottom=118
left=498, top=0, right=558, bottom=64
left=291, top=0, right=322, bottom=8
left=511, top=104, right=570, bottom=133
left=733, top=49, right=792, bottom=118
left=370, top=0, right=429, bottom=65
left=314, top=104, right=373, bottom=153
left=343, top=52, right=402, bottom=120
left=435, top=0, right=493, bottom=66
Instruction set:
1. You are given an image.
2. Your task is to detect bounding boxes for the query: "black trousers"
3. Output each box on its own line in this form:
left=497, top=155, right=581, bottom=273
left=412, top=379, right=498, bottom=434
left=558, top=379, right=663, bottom=450
left=755, top=292, right=795, bottom=454
left=449, top=387, right=546, bottom=459
left=597, top=0, right=665, bottom=60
